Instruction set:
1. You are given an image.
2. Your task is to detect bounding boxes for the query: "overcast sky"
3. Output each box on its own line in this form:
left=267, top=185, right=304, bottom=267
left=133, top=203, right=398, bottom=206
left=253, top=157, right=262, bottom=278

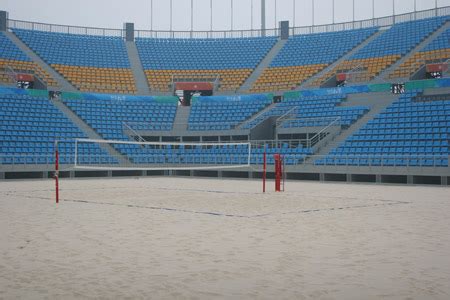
left=2, top=0, right=450, bottom=31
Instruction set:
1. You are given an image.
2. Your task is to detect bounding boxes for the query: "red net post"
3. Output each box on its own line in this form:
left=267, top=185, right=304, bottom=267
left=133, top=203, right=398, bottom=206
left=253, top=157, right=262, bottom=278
left=274, top=153, right=282, bottom=192
left=54, top=141, right=59, bottom=204
left=263, top=146, right=267, bottom=193
left=282, top=155, right=285, bottom=192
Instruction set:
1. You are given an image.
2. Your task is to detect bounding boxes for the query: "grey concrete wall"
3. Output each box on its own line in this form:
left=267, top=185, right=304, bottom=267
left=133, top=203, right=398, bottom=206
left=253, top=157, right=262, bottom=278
left=0, top=11, right=7, bottom=32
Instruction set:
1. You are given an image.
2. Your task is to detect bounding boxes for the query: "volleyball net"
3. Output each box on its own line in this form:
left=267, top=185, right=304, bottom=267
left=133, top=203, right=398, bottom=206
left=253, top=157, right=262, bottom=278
left=73, top=138, right=252, bottom=171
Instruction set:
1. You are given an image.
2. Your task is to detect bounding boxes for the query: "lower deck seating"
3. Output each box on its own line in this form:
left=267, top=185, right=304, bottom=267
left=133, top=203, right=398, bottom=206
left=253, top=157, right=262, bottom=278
left=63, top=97, right=177, bottom=162
left=242, top=94, right=369, bottom=129
left=0, top=92, right=111, bottom=165
left=188, top=95, right=272, bottom=131
left=63, top=98, right=177, bottom=139
left=316, top=90, right=450, bottom=167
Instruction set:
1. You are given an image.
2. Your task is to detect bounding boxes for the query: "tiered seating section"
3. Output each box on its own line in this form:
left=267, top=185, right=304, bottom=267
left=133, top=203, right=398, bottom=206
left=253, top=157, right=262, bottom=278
left=242, top=94, right=368, bottom=129
left=63, top=98, right=177, bottom=138
left=5, top=15, right=448, bottom=94
left=389, top=27, right=450, bottom=79
left=136, top=37, right=276, bottom=92
left=188, top=95, right=271, bottom=131
left=0, top=92, right=111, bottom=165
left=13, top=29, right=136, bottom=94
left=317, top=91, right=449, bottom=167
left=309, top=16, right=448, bottom=87
left=63, top=97, right=177, bottom=163
left=1, top=87, right=449, bottom=169
left=251, top=28, right=377, bottom=92
left=0, top=32, right=57, bottom=87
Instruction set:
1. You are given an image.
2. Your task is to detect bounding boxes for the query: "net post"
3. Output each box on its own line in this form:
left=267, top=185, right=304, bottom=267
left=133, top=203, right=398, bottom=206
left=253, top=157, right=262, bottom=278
left=247, top=142, right=252, bottom=167
left=263, top=145, right=266, bottom=193
left=282, top=155, right=285, bottom=192
left=54, top=140, right=59, bottom=204
left=274, top=153, right=281, bottom=192
left=74, top=138, right=78, bottom=167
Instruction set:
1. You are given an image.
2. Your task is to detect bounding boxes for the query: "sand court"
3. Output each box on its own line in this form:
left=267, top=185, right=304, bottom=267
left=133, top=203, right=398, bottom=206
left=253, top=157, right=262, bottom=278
left=1, top=177, right=450, bottom=299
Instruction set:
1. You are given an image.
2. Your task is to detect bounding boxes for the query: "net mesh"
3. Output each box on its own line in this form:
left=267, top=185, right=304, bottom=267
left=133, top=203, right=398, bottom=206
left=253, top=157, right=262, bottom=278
left=74, top=138, right=252, bottom=171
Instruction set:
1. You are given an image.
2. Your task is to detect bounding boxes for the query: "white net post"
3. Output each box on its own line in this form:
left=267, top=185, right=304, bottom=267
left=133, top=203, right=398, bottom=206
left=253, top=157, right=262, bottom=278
left=73, top=138, right=252, bottom=171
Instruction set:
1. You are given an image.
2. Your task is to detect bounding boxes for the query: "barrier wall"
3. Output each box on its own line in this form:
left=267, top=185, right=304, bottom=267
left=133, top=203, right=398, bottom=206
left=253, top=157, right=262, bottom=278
left=284, top=78, right=450, bottom=98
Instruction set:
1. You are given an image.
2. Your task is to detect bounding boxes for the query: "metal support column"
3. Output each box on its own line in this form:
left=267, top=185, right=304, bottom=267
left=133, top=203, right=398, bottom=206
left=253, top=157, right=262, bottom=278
left=231, top=0, right=234, bottom=30
left=393, top=0, right=395, bottom=23
left=372, top=0, right=375, bottom=20
left=261, top=0, right=266, bottom=35
left=376, top=174, right=381, bottom=184
left=170, top=0, right=173, bottom=31
left=191, top=0, right=194, bottom=31
left=346, top=174, right=352, bottom=183
left=251, top=0, right=254, bottom=30
left=319, top=173, right=325, bottom=182
left=352, top=0, right=355, bottom=22
left=407, top=175, right=413, bottom=184
left=274, top=0, right=277, bottom=28
left=332, top=0, right=335, bottom=24
left=150, top=0, right=153, bottom=31
left=293, top=0, right=296, bottom=27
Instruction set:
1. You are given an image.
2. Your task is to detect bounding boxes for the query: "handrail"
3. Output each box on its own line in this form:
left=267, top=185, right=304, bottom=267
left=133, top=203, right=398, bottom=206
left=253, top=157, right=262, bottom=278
left=7, top=6, right=449, bottom=39
left=122, top=122, right=145, bottom=143
left=275, top=106, right=299, bottom=128
left=4, top=65, right=17, bottom=83
left=309, top=117, right=341, bottom=147
left=1, top=65, right=49, bottom=86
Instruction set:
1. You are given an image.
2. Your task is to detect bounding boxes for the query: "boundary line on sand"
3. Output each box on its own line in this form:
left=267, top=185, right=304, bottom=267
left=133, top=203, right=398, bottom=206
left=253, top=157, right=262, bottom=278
left=7, top=190, right=411, bottom=219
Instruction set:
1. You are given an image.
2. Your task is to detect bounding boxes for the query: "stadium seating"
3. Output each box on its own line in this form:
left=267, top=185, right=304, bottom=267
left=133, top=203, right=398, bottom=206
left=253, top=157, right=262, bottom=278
left=0, top=90, right=112, bottom=165
left=62, top=97, right=178, bottom=163
left=242, top=94, right=369, bottom=129
left=251, top=28, right=377, bottom=92
left=389, top=27, right=450, bottom=79
left=316, top=90, right=450, bottom=167
left=63, top=97, right=177, bottom=139
left=188, top=95, right=272, bottom=131
left=12, top=29, right=136, bottom=94
left=310, top=16, right=448, bottom=87
left=136, top=37, right=277, bottom=92
left=0, top=32, right=57, bottom=87
left=2, top=14, right=450, bottom=172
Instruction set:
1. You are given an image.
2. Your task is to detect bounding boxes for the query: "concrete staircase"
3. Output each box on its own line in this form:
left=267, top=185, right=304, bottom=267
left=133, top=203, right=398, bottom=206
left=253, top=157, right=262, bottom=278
left=313, top=92, right=399, bottom=157
left=236, top=102, right=277, bottom=129
left=377, top=20, right=450, bottom=81
left=125, top=41, right=151, bottom=94
left=172, top=105, right=191, bottom=131
left=5, top=31, right=78, bottom=92
left=299, top=29, right=385, bottom=89
left=50, top=98, right=129, bottom=164
left=238, top=39, right=287, bottom=93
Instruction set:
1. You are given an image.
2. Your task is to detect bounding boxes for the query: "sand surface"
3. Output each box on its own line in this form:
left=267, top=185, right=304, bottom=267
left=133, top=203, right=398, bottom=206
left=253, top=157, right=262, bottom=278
left=1, top=177, right=450, bottom=299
